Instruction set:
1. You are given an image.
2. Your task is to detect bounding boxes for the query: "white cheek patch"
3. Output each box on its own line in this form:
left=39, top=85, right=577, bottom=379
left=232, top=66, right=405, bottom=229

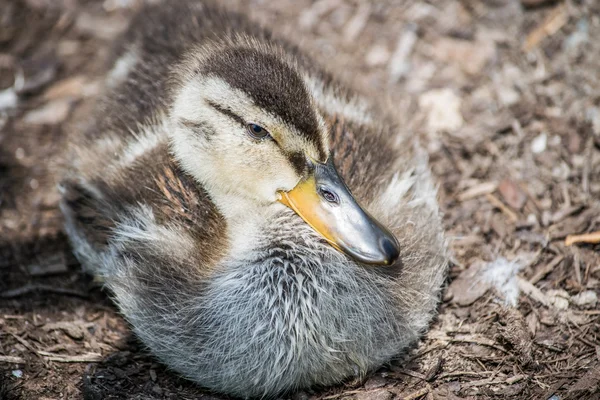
left=170, top=76, right=302, bottom=208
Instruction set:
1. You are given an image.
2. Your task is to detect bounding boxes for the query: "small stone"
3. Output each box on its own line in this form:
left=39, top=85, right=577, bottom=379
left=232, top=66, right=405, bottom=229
left=563, top=19, right=589, bottom=53
left=11, top=370, right=23, bottom=378
left=496, top=85, right=520, bottom=106
left=355, top=390, right=393, bottom=400
left=546, top=289, right=570, bottom=310
left=76, top=12, right=128, bottom=40
left=531, top=132, right=547, bottom=154
left=431, top=35, right=495, bottom=76
left=419, top=88, right=464, bottom=133
left=447, top=262, right=491, bottom=306
left=151, top=385, right=163, bottom=395
left=526, top=214, right=538, bottom=226
left=43, top=321, right=85, bottom=340
left=571, top=291, right=598, bottom=309
left=0, top=88, right=17, bottom=110
left=23, top=99, right=72, bottom=125
left=388, top=25, right=418, bottom=81
left=43, top=76, right=87, bottom=100
left=498, top=179, right=527, bottom=210
left=149, top=369, right=157, bottom=382
left=26, top=252, right=67, bottom=276
left=365, top=44, right=390, bottom=67
left=526, top=312, right=539, bottom=336
left=364, top=375, right=387, bottom=390
left=57, top=40, right=81, bottom=57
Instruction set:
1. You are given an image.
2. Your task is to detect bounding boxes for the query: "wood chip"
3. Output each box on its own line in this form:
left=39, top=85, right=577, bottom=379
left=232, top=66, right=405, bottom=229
left=37, top=351, right=102, bottom=363
left=457, top=181, right=498, bottom=201
left=498, top=179, right=527, bottom=210
left=0, top=284, right=88, bottom=299
left=517, top=277, right=549, bottom=306
left=0, top=355, right=26, bottom=364
left=43, top=76, right=87, bottom=100
left=529, top=255, right=564, bottom=284
left=388, top=24, right=417, bottom=82
left=400, top=387, right=429, bottom=400
left=298, top=0, right=341, bottom=29
left=343, top=3, right=370, bottom=43
left=42, top=321, right=93, bottom=340
left=26, top=252, right=68, bottom=276
left=23, top=98, right=72, bottom=125
left=565, top=231, right=600, bottom=246
left=447, top=262, right=491, bottom=306
left=486, top=193, right=519, bottom=223
left=523, top=4, right=568, bottom=51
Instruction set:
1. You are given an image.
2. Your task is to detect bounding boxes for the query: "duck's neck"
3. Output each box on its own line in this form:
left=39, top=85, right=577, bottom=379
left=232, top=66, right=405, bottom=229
left=205, top=185, right=283, bottom=257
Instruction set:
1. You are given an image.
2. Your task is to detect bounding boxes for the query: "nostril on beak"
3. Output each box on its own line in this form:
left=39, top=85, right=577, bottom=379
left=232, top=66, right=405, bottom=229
left=379, top=236, right=400, bottom=265
left=317, top=186, right=340, bottom=204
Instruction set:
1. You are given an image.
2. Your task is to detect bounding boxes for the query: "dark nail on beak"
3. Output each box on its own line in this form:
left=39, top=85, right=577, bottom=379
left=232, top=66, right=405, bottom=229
left=379, top=236, right=400, bottom=265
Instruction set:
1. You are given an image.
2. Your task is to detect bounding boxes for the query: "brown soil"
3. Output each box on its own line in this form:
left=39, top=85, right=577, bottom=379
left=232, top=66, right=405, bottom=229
left=1, top=0, right=599, bottom=399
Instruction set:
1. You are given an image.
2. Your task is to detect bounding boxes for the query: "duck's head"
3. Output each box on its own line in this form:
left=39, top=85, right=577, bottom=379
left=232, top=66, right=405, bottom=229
left=169, top=38, right=399, bottom=265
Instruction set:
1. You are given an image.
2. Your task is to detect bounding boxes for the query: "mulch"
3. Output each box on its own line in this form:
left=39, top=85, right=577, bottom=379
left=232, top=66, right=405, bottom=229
left=1, top=0, right=599, bottom=399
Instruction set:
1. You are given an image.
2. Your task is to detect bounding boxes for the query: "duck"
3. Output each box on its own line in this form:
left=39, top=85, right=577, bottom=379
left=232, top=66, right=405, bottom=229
left=59, top=1, right=448, bottom=398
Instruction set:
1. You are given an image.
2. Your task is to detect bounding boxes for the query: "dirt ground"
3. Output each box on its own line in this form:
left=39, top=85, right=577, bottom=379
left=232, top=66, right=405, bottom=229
left=1, top=0, right=599, bottom=399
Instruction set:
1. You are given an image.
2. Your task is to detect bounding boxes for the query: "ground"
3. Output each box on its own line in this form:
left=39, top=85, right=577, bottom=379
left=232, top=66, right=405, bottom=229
left=1, top=0, right=599, bottom=399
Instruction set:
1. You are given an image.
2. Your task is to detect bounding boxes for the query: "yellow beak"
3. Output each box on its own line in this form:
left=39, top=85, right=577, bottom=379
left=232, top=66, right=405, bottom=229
left=278, top=157, right=400, bottom=265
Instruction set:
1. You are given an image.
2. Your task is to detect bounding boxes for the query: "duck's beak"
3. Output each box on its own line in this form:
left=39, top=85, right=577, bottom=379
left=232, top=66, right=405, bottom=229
left=278, top=157, right=400, bottom=265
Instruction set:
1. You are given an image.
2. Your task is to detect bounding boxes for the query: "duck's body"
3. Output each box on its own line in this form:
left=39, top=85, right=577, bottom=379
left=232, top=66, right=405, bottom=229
left=60, top=1, right=447, bottom=397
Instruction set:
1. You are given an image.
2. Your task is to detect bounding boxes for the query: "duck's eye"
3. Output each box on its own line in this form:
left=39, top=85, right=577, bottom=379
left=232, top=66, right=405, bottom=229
left=246, top=123, right=270, bottom=140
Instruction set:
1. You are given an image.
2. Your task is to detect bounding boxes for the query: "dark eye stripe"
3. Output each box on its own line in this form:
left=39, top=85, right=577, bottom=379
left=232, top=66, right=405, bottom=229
left=287, top=151, right=306, bottom=175
left=206, top=100, right=246, bottom=128
left=179, top=118, right=217, bottom=137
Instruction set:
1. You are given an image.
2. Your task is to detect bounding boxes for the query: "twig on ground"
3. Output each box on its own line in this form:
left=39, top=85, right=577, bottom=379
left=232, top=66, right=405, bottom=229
left=322, top=390, right=362, bottom=399
left=10, top=334, right=40, bottom=357
left=457, top=182, right=498, bottom=202
left=565, top=231, right=600, bottom=246
left=37, top=351, right=102, bottom=363
left=461, top=374, right=527, bottom=389
left=400, top=387, right=429, bottom=400
left=343, top=3, right=370, bottom=43
left=388, top=24, right=417, bottom=82
left=517, top=277, right=549, bottom=306
left=448, top=337, right=509, bottom=354
left=530, top=255, right=564, bottom=284
left=393, top=368, right=426, bottom=380
left=523, top=4, right=568, bottom=51
left=0, top=355, right=25, bottom=364
left=437, top=371, right=494, bottom=380
left=486, top=194, right=519, bottom=223
left=0, top=284, right=87, bottom=299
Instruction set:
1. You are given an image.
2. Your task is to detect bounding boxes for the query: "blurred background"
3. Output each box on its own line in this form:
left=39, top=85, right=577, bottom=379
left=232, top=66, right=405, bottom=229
left=0, top=0, right=599, bottom=399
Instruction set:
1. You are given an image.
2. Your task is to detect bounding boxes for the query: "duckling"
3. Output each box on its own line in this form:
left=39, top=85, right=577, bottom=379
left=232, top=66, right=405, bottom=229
left=59, top=1, right=448, bottom=397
